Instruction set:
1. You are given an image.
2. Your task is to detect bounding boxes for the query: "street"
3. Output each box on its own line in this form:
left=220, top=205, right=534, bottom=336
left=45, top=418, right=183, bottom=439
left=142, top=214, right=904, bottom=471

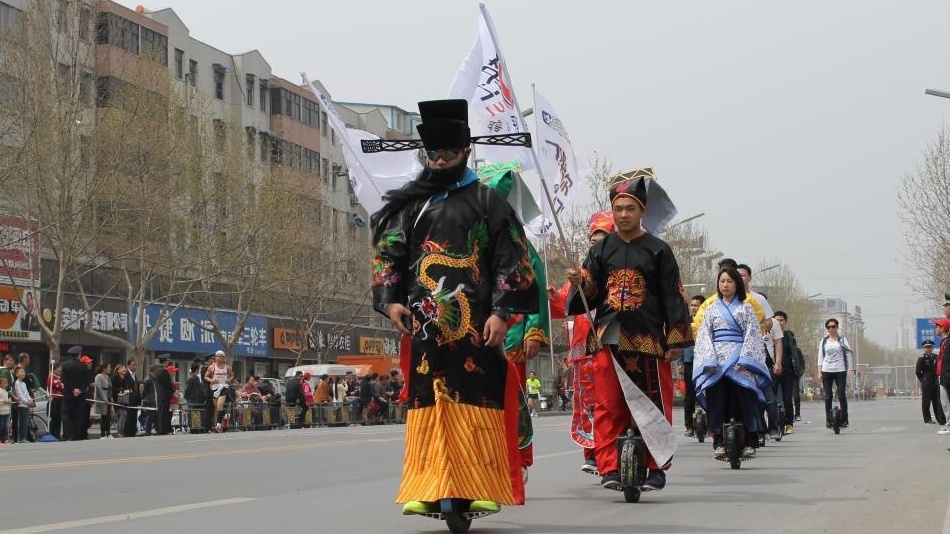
left=1, top=398, right=948, bottom=534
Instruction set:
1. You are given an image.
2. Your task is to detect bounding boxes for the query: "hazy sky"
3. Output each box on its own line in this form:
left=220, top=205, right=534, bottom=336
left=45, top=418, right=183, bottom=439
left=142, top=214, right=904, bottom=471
left=120, top=0, right=950, bottom=347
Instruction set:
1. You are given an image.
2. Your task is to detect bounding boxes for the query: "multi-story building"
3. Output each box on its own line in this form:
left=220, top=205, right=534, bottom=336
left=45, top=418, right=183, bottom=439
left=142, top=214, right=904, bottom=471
left=0, top=0, right=400, bottom=381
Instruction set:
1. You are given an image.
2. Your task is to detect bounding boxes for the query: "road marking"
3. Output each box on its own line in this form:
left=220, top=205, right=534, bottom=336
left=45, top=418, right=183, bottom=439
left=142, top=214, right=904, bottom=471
left=1, top=497, right=257, bottom=533
left=0, top=437, right=403, bottom=473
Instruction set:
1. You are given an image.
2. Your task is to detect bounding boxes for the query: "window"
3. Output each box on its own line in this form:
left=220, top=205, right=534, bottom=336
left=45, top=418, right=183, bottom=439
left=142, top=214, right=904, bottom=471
left=331, top=165, right=337, bottom=190
left=0, top=2, right=23, bottom=32
left=322, top=158, right=329, bottom=181
left=321, top=112, right=328, bottom=136
left=79, top=7, right=91, bottom=41
left=281, top=89, right=291, bottom=117
left=259, top=80, right=268, bottom=111
left=331, top=129, right=336, bottom=146
left=291, top=93, right=301, bottom=121
left=188, top=59, right=197, bottom=87
left=245, top=75, right=254, bottom=107
left=79, top=71, right=93, bottom=106
left=212, top=65, right=224, bottom=100
left=259, top=132, right=269, bottom=162
left=141, top=28, right=168, bottom=65
left=213, top=119, right=225, bottom=151
left=245, top=127, right=255, bottom=159
left=173, top=48, right=183, bottom=79
left=56, top=0, right=67, bottom=33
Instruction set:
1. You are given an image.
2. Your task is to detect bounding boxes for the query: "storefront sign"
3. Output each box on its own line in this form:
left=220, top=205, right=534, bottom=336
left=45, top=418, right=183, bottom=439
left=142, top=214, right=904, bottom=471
left=272, top=328, right=315, bottom=351
left=0, top=286, right=40, bottom=341
left=359, top=336, right=399, bottom=355
left=132, top=304, right=268, bottom=357
left=59, top=306, right=128, bottom=333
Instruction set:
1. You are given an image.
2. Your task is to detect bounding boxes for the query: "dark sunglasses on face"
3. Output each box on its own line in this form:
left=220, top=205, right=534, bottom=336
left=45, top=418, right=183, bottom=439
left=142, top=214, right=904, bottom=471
left=426, top=149, right=463, bottom=162
left=826, top=325, right=837, bottom=330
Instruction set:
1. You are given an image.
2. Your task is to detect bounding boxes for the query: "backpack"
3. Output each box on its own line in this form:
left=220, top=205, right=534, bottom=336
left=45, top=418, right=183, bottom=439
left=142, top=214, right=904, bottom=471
left=793, top=346, right=806, bottom=379
left=821, top=336, right=852, bottom=370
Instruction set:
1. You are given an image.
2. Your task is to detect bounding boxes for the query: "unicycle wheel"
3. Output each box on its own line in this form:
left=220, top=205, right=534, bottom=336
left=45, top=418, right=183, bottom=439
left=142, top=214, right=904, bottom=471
left=445, top=512, right=472, bottom=533
left=623, top=487, right=641, bottom=503
left=831, top=407, right=842, bottom=434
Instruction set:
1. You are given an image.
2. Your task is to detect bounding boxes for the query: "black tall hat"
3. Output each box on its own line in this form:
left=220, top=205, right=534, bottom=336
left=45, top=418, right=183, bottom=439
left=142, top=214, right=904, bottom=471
left=360, top=99, right=531, bottom=154
left=416, top=99, right=471, bottom=150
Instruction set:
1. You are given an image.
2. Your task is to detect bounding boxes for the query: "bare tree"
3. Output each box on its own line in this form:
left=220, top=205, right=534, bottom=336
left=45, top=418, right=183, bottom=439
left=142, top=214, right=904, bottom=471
left=0, top=1, right=112, bottom=362
left=898, top=128, right=950, bottom=303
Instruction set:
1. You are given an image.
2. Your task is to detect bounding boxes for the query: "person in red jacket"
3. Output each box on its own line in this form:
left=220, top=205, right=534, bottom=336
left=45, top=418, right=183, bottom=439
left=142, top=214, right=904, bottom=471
left=550, top=210, right=613, bottom=474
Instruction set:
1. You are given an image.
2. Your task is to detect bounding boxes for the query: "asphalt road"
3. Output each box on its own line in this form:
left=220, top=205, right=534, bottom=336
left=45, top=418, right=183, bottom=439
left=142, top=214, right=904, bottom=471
left=0, top=398, right=947, bottom=534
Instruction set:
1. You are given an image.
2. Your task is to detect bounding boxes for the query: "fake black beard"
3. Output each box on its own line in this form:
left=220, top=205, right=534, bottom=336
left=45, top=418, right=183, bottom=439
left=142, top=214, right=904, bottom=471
left=370, top=156, right=470, bottom=242
left=418, top=158, right=468, bottom=186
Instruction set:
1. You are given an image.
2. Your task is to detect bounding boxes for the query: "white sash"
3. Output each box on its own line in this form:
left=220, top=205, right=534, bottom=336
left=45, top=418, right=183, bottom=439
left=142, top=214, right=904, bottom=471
left=611, top=354, right=676, bottom=468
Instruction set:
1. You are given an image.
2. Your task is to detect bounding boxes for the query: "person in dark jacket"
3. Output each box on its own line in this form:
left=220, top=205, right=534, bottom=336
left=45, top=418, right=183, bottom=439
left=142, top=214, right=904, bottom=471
left=284, top=371, right=304, bottom=407
left=122, top=358, right=140, bottom=437
left=154, top=362, right=175, bottom=435
left=60, top=346, right=88, bottom=441
left=917, top=339, right=946, bottom=425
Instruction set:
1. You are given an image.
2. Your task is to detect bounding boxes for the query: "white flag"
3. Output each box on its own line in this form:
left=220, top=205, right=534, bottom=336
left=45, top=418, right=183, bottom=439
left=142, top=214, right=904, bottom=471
left=534, top=87, right=581, bottom=234
left=302, top=73, right=422, bottom=217
left=448, top=3, right=534, bottom=171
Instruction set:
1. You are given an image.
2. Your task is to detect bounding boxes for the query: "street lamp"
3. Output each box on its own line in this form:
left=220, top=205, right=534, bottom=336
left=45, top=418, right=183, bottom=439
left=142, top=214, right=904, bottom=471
left=806, top=293, right=823, bottom=299
left=925, top=88, right=950, bottom=100
left=759, top=263, right=780, bottom=274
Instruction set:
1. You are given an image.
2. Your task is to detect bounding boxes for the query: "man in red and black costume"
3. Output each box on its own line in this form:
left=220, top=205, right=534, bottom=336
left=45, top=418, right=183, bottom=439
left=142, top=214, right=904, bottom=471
left=566, top=168, right=692, bottom=492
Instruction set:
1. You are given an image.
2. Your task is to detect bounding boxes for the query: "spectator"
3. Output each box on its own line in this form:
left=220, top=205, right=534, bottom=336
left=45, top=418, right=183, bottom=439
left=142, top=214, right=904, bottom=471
left=123, top=359, right=141, bottom=438
left=240, top=375, right=265, bottom=403
left=154, top=362, right=175, bottom=435
left=93, top=363, right=113, bottom=439
left=111, top=364, right=130, bottom=437
left=284, top=371, right=304, bottom=407
left=47, top=362, right=64, bottom=440
left=60, top=346, right=88, bottom=441
left=315, top=374, right=331, bottom=404
left=302, top=372, right=314, bottom=406
left=332, top=377, right=344, bottom=403
left=13, top=366, right=34, bottom=443
left=0, top=376, right=10, bottom=443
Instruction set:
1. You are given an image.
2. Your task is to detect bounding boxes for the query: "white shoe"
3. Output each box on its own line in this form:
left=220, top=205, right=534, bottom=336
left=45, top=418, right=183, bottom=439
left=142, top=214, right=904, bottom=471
left=713, top=446, right=726, bottom=460
left=937, top=426, right=950, bottom=435
left=741, top=446, right=756, bottom=458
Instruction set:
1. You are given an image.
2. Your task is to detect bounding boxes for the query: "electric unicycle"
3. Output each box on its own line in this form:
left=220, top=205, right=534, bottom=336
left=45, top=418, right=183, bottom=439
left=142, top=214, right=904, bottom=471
left=418, top=499, right=500, bottom=533
left=722, top=418, right=745, bottom=470
left=693, top=409, right=708, bottom=443
left=831, top=405, right=842, bottom=435
left=617, top=428, right=648, bottom=503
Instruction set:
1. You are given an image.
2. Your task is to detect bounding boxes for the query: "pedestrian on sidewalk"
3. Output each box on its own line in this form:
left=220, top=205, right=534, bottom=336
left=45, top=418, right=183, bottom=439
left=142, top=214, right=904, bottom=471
left=916, top=340, right=946, bottom=426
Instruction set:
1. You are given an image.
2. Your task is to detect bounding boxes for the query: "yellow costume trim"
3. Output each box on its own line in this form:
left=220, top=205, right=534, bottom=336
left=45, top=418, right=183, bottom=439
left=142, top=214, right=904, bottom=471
left=523, top=326, right=550, bottom=346
left=396, top=403, right=515, bottom=505
left=691, top=294, right=766, bottom=335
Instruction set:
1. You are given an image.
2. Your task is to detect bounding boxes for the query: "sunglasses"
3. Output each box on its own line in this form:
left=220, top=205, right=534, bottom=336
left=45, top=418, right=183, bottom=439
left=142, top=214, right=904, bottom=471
left=826, top=325, right=838, bottom=329
left=426, top=149, right=464, bottom=162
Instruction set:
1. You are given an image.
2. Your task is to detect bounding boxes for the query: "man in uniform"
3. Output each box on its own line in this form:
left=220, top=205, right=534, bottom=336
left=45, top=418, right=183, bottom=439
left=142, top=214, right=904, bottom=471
left=917, top=339, right=945, bottom=425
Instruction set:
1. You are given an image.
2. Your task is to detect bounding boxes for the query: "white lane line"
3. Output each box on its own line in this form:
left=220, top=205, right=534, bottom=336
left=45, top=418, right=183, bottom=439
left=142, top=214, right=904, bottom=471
left=1, top=497, right=258, bottom=534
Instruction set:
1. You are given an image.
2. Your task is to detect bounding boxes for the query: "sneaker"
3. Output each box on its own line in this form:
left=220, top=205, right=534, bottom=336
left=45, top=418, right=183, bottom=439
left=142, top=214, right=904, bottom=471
left=402, top=501, right=436, bottom=515
left=926, top=420, right=936, bottom=424
left=784, top=425, right=794, bottom=435
left=642, top=470, right=666, bottom=491
left=937, top=426, right=950, bottom=435
left=769, top=429, right=781, bottom=440
left=841, top=421, right=849, bottom=428
left=795, top=415, right=801, bottom=421
left=713, top=446, right=726, bottom=460
left=683, top=428, right=695, bottom=438
left=600, top=471, right=621, bottom=490
left=580, top=459, right=598, bottom=474
left=221, top=413, right=230, bottom=431
left=214, top=423, right=222, bottom=433
left=522, top=466, right=528, bottom=485
left=469, top=500, right=500, bottom=513
left=741, top=446, right=756, bottom=458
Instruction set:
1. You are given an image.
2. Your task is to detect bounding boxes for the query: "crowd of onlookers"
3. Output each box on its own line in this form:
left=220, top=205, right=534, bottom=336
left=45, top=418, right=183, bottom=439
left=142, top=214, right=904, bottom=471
left=0, top=347, right=408, bottom=442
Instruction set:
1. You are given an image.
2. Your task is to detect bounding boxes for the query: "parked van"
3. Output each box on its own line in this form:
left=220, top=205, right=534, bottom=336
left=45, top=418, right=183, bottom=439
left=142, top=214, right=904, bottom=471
left=283, top=364, right=358, bottom=379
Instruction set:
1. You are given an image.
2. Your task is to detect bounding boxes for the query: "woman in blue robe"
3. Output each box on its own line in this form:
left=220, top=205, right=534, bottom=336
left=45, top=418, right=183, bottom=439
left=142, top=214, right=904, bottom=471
left=692, top=267, right=771, bottom=460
